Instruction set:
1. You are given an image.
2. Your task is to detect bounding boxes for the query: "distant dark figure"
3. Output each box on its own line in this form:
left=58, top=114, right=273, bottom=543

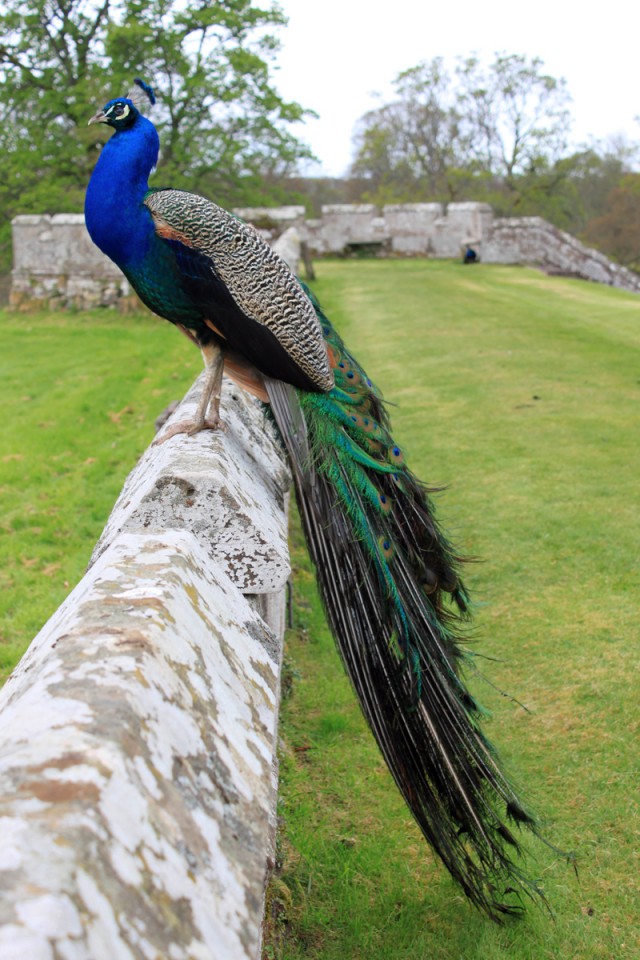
left=463, top=246, right=479, bottom=264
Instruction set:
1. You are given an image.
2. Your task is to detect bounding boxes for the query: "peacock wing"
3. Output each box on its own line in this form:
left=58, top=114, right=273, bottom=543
left=144, top=189, right=333, bottom=393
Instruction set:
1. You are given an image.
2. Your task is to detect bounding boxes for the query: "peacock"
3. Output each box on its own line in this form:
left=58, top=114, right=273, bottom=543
left=85, top=79, right=554, bottom=921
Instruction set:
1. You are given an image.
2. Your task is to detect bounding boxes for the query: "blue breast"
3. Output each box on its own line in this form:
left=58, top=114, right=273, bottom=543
left=85, top=118, right=203, bottom=327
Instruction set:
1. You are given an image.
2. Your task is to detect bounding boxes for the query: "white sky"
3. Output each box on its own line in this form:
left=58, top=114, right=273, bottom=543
left=272, top=0, right=640, bottom=176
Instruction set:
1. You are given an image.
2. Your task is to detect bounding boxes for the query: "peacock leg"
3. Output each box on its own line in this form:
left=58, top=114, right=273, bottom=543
left=190, top=342, right=226, bottom=433
left=154, top=342, right=226, bottom=443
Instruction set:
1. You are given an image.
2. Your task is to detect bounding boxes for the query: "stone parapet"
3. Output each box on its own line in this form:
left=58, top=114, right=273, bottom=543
left=310, top=203, right=389, bottom=255
left=0, top=375, right=291, bottom=960
left=484, top=217, right=640, bottom=292
left=431, top=202, right=494, bottom=258
left=11, top=203, right=640, bottom=306
left=11, top=214, right=129, bottom=311
left=232, top=206, right=306, bottom=227
left=383, top=203, right=444, bottom=255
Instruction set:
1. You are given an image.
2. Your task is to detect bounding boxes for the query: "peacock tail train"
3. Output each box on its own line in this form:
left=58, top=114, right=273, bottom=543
left=268, top=282, right=546, bottom=921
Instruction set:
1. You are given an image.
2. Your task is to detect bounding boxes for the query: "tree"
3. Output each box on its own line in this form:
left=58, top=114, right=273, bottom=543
left=0, top=0, right=313, bottom=269
left=582, top=174, right=640, bottom=268
left=351, top=53, right=572, bottom=212
left=104, top=0, right=314, bottom=197
left=512, top=139, right=640, bottom=236
left=564, top=138, right=639, bottom=232
left=351, top=58, right=480, bottom=203
left=456, top=54, right=571, bottom=196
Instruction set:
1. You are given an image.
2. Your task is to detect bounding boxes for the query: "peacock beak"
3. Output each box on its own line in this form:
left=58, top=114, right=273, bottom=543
left=88, top=110, right=108, bottom=126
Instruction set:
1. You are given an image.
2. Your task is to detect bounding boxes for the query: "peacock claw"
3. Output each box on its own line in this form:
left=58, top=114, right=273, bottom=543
left=189, top=416, right=227, bottom=435
left=153, top=417, right=226, bottom=445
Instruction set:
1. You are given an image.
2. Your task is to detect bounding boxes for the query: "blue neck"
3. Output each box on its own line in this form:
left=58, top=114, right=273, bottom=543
left=85, top=116, right=160, bottom=269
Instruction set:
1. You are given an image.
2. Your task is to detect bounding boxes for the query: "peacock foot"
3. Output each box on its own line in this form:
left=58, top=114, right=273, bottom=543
left=153, top=416, right=227, bottom=445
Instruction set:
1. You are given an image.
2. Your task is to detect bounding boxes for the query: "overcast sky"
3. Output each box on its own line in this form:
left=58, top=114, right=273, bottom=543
left=272, top=0, right=640, bottom=176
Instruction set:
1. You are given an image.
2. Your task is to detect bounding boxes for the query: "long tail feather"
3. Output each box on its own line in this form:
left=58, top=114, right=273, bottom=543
left=267, top=284, right=552, bottom=921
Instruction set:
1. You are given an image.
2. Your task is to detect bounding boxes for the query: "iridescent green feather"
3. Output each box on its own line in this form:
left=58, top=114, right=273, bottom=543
left=266, top=283, right=557, bottom=922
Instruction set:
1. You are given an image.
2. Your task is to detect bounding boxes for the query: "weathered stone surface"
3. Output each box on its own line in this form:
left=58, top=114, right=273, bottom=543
left=232, top=206, right=305, bottom=227
left=92, top=374, right=291, bottom=596
left=0, top=530, right=282, bottom=960
left=11, top=214, right=128, bottom=310
left=384, top=203, right=444, bottom=255
left=0, top=375, right=292, bottom=959
left=431, top=202, right=494, bottom=258
left=313, top=204, right=390, bottom=255
left=483, top=216, right=640, bottom=291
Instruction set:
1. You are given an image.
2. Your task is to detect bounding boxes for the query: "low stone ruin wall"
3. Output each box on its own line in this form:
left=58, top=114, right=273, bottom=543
left=10, top=202, right=640, bottom=311
left=10, top=214, right=129, bottom=310
left=482, top=216, right=640, bottom=290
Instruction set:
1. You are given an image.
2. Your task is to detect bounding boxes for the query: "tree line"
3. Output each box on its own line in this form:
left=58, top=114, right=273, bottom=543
left=0, top=4, right=638, bottom=275
left=348, top=55, right=640, bottom=269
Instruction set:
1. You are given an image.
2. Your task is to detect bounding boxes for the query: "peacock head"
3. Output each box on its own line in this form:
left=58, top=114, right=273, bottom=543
left=88, top=78, right=156, bottom=130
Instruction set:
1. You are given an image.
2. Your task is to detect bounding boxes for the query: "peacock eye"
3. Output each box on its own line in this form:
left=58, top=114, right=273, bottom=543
left=109, top=102, right=130, bottom=121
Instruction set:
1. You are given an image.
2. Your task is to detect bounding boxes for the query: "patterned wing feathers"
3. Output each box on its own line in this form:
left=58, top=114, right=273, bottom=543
left=145, top=189, right=333, bottom=393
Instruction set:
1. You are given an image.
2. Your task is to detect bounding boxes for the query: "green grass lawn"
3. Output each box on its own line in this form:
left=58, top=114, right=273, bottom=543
left=0, top=261, right=638, bottom=958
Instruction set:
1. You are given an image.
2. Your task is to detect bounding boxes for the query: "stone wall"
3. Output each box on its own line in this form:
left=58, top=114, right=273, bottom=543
left=11, top=214, right=129, bottom=310
left=11, top=202, right=640, bottom=310
left=482, top=216, right=640, bottom=290
left=0, top=375, right=290, bottom=960
left=294, top=203, right=640, bottom=292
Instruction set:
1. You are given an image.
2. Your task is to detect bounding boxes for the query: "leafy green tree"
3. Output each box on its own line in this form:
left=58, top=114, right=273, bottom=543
left=456, top=54, right=571, bottom=198
left=351, top=58, right=480, bottom=203
left=508, top=140, right=640, bottom=236
left=582, top=173, right=640, bottom=268
left=351, top=54, right=573, bottom=212
left=0, top=0, right=312, bottom=270
left=104, top=0, right=313, bottom=197
left=564, top=139, right=639, bottom=232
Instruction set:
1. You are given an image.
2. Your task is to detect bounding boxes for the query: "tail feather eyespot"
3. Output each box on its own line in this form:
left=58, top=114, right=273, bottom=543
left=378, top=535, right=395, bottom=561
left=388, top=444, right=405, bottom=465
